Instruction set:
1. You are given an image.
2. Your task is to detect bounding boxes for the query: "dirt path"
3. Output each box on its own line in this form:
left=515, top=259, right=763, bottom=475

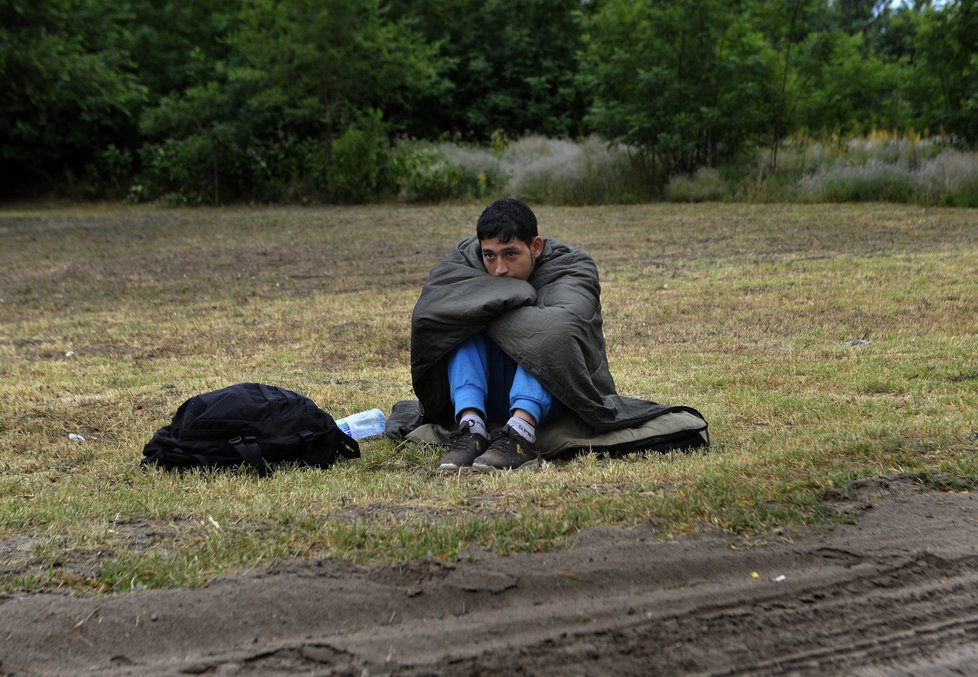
left=3, top=476, right=978, bottom=676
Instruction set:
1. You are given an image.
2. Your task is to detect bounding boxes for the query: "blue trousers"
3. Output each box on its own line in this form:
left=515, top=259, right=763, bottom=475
left=448, top=332, right=555, bottom=425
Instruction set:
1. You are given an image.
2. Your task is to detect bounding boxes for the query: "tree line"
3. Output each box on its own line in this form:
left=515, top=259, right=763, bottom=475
left=1, top=0, right=975, bottom=203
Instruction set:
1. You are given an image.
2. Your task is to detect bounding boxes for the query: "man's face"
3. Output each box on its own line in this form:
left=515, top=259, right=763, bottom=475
left=480, top=236, right=543, bottom=280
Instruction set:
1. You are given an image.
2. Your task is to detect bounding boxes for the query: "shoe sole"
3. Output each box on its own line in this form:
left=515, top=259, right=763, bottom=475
left=470, top=458, right=540, bottom=473
left=437, top=464, right=476, bottom=474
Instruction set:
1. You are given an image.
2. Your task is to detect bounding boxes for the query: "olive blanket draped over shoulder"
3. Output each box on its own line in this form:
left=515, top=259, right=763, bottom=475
left=410, top=236, right=689, bottom=432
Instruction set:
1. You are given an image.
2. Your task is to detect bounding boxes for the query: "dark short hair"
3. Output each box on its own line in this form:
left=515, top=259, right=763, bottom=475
left=476, top=198, right=538, bottom=246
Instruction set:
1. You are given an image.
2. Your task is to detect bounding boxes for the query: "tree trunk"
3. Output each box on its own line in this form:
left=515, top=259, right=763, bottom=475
left=772, top=1, right=804, bottom=174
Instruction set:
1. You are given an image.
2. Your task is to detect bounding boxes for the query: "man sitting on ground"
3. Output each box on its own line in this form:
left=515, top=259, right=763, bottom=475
left=408, top=198, right=707, bottom=472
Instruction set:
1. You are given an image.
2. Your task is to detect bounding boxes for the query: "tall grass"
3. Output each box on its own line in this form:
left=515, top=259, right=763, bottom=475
left=665, top=168, right=729, bottom=202
left=910, top=149, right=978, bottom=206
left=775, top=134, right=978, bottom=206
left=391, top=132, right=978, bottom=207
left=394, top=135, right=651, bottom=204
left=797, top=160, right=915, bottom=203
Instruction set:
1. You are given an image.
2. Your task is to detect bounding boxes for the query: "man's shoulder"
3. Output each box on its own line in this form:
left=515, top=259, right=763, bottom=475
left=540, top=238, right=595, bottom=267
left=447, top=236, right=482, bottom=264
left=531, top=238, right=599, bottom=291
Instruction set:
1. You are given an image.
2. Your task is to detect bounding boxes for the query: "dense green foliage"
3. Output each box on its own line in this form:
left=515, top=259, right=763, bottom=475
left=0, top=1, right=146, bottom=189
left=580, top=0, right=778, bottom=175
left=388, top=0, right=589, bottom=140
left=1, top=0, right=976, bottom=203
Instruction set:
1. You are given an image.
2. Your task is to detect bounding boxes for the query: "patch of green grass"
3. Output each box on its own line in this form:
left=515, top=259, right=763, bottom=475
left=1, top=203, right=977, bottom=593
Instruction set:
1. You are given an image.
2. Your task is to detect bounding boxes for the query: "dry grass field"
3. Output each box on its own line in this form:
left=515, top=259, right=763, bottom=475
left=1, top=202, right=976, bottom=593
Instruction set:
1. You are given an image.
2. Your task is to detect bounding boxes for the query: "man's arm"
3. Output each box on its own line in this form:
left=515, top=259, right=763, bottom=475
left=492, top=248, right=602, bottom=334
left=485, top=247, right=614, bottom=414
left=410, top=244, right=537, bottom=381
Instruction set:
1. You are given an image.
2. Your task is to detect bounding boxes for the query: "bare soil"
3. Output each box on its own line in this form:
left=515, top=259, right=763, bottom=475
left=3, top=475, right=978, bottom=675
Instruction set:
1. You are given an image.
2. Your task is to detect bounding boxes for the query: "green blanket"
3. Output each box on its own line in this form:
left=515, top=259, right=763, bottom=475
left=404, top=236, right=708, bottom=450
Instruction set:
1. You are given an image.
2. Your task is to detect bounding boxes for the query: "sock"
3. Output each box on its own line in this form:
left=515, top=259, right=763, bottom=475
left=460, top=413, right=488, bottom=439
left=506, top=415, right=536, bottom=443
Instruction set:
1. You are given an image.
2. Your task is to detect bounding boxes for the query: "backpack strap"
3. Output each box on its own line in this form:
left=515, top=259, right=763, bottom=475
left=142, top=447, right=214, bottom=471
left=335, top=432, right=361, bottom=459
left=229, top=436, right=269, bottom=476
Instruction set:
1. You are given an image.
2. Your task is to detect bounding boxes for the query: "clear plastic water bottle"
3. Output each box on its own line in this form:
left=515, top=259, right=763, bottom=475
left=335, top=408, right=387, bottom=440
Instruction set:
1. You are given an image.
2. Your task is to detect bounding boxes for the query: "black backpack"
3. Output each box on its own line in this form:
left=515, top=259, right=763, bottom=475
left=142, top=383, right=360, bottom=475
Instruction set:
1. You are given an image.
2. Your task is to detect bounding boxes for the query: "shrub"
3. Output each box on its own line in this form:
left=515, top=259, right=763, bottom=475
left=391, top=143, right=469, bottom=202
left=85, top=145, right=135, bottom=199
left=135, top=134, right=336, bottom=205
left=797, top=160, right=913, bottom=203
left=391, top=135, right=651, bottom=205
left=138, top=136, right=218, bottom=206
left=501, top=135, right=645, bottom=204
left=434, top=143, right=506, bottom=195
left=330, top=110, right=392, bottom=203
left=247, top=137, right=329, bottom=203
left=136, top=126, right=253, bottom=205
left=910, top=149, right=978, bottom=207
left=666, top=168, right=729, bottom=202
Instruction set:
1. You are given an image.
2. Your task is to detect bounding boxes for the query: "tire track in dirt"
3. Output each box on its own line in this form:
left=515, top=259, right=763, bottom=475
left=143, top=549, right=978, bottom=676
left=347, top=550, right=978, bottom=676
left=437, top=554, right=978, bottom=676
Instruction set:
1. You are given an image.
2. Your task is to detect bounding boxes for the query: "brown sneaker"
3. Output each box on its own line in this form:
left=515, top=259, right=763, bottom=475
left=437, top=423, right=489, bottom=472
left=472, top=425, right=539, bottom=471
